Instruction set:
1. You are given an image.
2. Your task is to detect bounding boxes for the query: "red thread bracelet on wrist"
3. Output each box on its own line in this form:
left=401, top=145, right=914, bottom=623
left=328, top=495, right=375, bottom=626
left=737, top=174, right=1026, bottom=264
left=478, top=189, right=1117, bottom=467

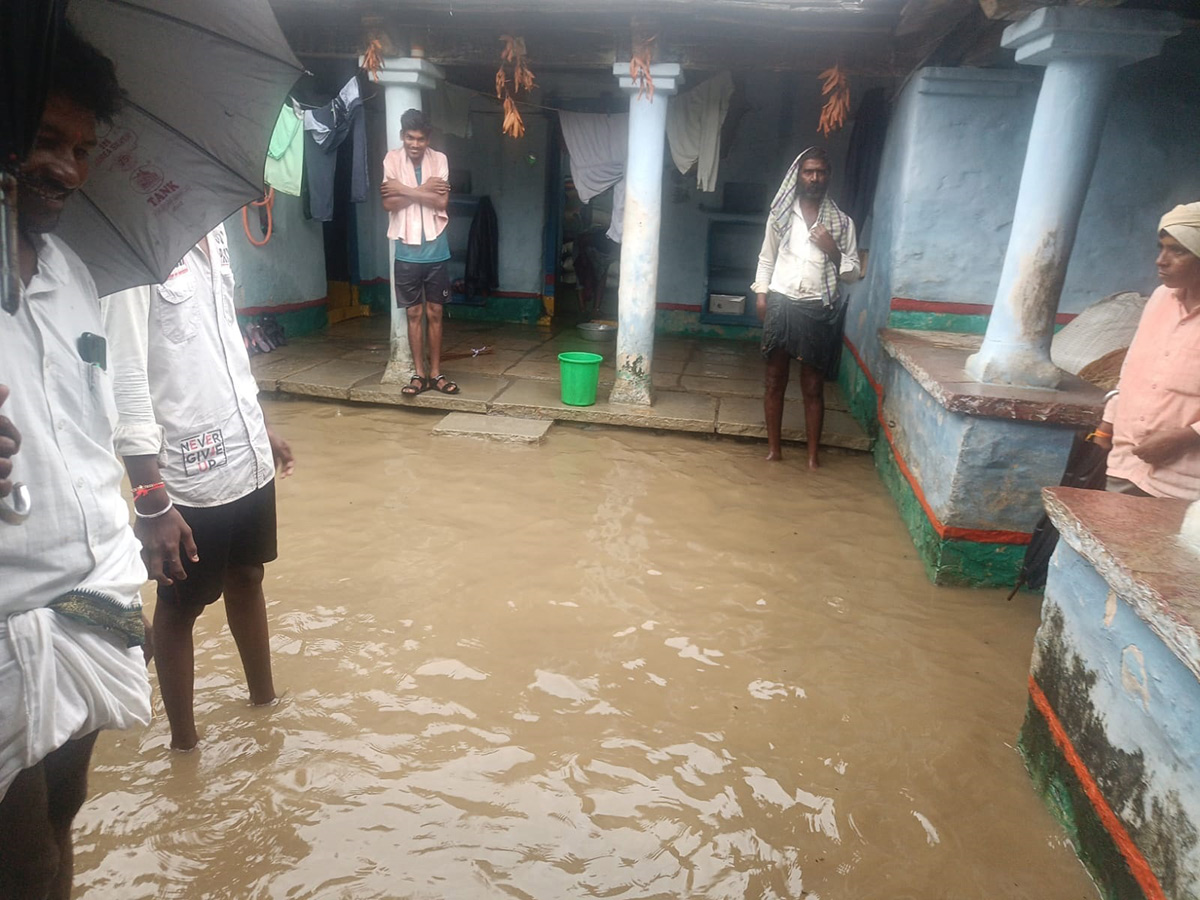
left=132, top=482, right=165, bottom=501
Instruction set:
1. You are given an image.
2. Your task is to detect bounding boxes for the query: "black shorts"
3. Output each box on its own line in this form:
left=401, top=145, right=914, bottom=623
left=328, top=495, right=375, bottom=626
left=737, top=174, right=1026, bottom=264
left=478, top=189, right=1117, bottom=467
left=394, top=259, right=451, bottom=308
left=158, top=481, right=278, bottom=609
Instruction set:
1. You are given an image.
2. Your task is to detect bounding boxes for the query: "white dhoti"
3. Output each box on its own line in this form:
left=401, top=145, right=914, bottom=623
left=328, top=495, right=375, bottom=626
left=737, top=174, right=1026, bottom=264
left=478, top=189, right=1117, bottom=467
left=0, top=609, right=150, bottom=801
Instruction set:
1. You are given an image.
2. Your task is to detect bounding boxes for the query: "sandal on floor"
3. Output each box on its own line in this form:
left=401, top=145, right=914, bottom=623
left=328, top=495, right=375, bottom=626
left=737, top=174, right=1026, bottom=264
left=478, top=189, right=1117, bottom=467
left=400, top=375, right=427, bottom=396
left=429, top=374, right=460, bottom=395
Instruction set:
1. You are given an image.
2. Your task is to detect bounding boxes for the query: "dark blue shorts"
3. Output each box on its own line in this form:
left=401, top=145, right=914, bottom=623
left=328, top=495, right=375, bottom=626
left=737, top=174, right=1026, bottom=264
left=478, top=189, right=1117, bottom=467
left=394, top=260, right=451, bottom=308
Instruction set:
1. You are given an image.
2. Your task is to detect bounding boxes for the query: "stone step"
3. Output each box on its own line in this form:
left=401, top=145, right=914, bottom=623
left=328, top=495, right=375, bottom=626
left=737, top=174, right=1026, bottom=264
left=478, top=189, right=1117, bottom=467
left=432, top=412, right=552, bottom=444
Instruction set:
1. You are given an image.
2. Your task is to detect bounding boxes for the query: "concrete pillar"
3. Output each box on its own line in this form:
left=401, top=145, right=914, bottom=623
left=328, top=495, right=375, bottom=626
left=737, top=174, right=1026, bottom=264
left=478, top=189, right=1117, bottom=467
left=369, top=58, right=444, bottom=384
left=608, top=63, right=683, bottom=406
left=965, top=7, right=1178, bottom=389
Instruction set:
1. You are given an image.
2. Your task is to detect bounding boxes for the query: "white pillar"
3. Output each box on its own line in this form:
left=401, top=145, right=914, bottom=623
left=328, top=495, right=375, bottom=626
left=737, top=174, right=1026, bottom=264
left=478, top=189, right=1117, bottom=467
left=368, top=58, right=444, bottom=384
left=965, top=8, right=1179, bottom=389
left=608, top=63, right=682, bottom=406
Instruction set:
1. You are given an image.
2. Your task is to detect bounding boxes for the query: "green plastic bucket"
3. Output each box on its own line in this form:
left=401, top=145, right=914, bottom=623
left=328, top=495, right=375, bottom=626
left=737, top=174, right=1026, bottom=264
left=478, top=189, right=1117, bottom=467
left=558, top=351, right=604, bottom=406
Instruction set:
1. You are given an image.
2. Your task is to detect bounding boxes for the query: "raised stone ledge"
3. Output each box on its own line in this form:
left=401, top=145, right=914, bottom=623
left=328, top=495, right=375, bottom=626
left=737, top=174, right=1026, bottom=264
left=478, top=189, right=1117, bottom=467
left=1044, top=486, right=1200, bottom=684
left=880, top=329, right=1105, bottom=428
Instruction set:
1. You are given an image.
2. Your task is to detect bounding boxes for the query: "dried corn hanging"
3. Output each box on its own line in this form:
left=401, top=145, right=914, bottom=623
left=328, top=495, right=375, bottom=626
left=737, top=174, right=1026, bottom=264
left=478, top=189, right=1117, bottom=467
left=361, top=39, right=385, bottom=82
left=630, top=35, right=657, bottom=101
left=817, top=65, right=850, bottom=137
left=496, top=35, right=536, bottom=138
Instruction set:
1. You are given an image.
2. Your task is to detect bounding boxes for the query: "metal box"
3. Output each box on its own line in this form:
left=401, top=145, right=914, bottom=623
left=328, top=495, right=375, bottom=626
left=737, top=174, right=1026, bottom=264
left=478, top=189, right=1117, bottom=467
left=709, top=293, right=746, bottom=316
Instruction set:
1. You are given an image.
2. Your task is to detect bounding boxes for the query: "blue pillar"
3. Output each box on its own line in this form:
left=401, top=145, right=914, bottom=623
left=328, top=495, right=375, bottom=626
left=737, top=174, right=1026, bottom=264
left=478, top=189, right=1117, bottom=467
left=370, top=57, right=443, bottom=384
left=965, top=7, right=1178, bottom=389
left=609, top=63, right=682, bottom=406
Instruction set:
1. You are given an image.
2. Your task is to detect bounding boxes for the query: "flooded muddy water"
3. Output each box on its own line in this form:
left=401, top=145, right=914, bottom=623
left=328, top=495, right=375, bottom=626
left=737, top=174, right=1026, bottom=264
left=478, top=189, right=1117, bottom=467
left=75, top=399, right=1096, bottom=899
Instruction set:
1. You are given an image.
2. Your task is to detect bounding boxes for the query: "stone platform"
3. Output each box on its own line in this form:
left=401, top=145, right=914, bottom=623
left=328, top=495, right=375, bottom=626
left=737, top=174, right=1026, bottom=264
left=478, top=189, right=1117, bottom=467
left=251, top=316, right=871, bottom=450
left=873, top=328, right=1106, bottom=586
left=1022, top=487, right=1200, bottom=899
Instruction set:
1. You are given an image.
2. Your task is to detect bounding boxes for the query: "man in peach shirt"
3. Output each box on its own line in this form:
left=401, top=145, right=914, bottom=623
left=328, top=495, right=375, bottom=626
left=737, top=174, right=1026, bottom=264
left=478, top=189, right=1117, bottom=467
left=1098, top=202, right=1200, bottom=499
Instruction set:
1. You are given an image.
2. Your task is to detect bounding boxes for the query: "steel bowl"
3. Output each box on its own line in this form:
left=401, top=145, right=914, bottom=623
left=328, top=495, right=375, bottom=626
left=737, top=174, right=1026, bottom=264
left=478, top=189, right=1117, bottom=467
left=577, top=322, right=617, bottom=342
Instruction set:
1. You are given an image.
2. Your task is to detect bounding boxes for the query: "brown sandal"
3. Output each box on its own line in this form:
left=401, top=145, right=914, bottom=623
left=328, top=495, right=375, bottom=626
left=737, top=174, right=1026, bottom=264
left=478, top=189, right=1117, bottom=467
left=400, top=375, right=427, bottom=396
left=429, top=374, right=460, bottom=395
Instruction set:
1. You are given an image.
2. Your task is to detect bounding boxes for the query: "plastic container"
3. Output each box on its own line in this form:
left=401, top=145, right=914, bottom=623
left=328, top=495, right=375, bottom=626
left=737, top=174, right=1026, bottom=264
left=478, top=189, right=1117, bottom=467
left=558, top=351, right=604, bottom=406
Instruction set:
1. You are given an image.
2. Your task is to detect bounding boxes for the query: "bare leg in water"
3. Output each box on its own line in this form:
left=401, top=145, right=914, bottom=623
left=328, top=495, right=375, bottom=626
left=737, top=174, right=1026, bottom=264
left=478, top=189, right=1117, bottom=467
left=223, top=563, right=277, bottom=709
left=154, top=563, right=275, bottom=751
left=0, top=730, right=99, bottom=899
left=763, top=348, right=791, bottom=461
left=799, top=361, right=825, bottom=470
left=153, top=598, right=204, bottom=750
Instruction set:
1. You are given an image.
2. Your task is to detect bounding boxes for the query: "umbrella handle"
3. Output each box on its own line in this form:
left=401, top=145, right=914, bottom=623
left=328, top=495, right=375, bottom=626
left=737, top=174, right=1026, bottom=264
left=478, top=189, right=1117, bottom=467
left=2, top=171, right=21, bottom=316
left=0, top=482, right=31, bottom=525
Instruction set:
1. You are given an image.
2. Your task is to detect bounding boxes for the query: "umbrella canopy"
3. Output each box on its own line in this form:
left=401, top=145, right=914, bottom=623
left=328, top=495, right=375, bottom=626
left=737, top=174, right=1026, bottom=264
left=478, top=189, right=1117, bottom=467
left=59, top=0, right=302, bottom=296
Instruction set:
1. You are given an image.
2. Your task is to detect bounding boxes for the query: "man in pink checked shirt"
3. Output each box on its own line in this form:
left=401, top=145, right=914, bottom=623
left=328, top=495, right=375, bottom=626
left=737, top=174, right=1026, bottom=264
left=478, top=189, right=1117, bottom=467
left=1096, top=202, right=1200, bottom=499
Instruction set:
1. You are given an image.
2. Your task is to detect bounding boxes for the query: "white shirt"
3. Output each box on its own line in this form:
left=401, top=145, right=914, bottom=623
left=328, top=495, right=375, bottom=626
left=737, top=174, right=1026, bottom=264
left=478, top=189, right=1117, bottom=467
left=0, top=234, right=148, bottom=616
left=752, top=200, right=861, bottom=301
left=102, top=224, right=273, bottom=508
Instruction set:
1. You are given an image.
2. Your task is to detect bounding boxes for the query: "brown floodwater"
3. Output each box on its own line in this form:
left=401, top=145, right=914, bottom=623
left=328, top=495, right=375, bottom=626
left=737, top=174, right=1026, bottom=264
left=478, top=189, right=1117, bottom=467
left=73, top=398, right=1096, bottom=899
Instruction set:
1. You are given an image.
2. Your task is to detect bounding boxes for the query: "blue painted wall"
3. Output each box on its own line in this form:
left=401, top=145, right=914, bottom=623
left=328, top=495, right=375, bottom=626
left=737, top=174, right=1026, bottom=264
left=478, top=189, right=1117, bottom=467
left=1035, top=541, right=1200, bottom=891
left=845, top=31, right=1200, bottom=381
left=224, top=192, right=327, bottom=311
left=882, top=359, right=1075, bottom=533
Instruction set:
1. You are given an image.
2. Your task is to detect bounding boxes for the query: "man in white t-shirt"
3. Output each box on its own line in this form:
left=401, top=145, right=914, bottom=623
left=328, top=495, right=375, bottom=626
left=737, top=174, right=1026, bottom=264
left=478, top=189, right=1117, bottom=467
left=0, top=25, right=151, bottom=898
left=103, top=223, right=294, bottom=751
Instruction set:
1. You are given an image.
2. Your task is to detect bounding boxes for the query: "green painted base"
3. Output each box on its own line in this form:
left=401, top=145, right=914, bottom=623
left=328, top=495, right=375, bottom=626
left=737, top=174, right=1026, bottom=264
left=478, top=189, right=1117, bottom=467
left=448, top=295, right=543, bottom=324
left=836, top=352, right=880, bottom=439
left=654, top=310, right=761, bottom=341
left=1019, top=700, right=1147, bottom=900
left=360, top=281, right=391, bottom=316
left=237, top=304, right=327, bottom=341
left=886, top=311, right=1068, bottom=335
left=873, top=433, right=1024, bottom=587
left=888, top=310, right=988, bottom=333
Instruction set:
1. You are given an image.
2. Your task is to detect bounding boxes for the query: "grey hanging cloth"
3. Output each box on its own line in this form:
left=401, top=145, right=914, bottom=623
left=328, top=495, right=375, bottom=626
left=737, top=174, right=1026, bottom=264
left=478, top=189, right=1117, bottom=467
left=302, top=75, right=367, bottom=222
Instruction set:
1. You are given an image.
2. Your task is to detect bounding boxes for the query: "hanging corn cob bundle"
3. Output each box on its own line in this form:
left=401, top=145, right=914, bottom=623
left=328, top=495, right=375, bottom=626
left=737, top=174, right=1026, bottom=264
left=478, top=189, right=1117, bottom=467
left=496, top=35, right=535, bottom=138
left=630, top=34, right=657, bottom=101
left=361, top=38, right=386, bottom=82
left=817, top=65, right=850, bottom=137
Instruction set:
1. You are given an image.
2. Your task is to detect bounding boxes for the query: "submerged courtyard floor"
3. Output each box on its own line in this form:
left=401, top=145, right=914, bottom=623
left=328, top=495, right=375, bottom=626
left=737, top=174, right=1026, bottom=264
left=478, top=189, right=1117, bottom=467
left=247, top=316, right=870, bottom=451
left=74, top=399, right=1097, bottom=899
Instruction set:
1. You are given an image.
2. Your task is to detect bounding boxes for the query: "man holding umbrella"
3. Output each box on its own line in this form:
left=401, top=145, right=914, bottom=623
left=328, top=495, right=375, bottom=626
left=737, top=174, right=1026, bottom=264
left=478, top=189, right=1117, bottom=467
left=0, top=26, right=151, bottom=898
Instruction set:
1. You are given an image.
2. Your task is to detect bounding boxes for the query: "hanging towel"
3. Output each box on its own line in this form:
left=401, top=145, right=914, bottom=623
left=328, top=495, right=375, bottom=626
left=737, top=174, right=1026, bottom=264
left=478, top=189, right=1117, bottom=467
left=302, top=76, right=368, bottom=221
left=264, top=103, right=304, bottom=197
left=559, top=111, right=629, bottom=243
left=431, top=83, right=473, bottom=139
left=666, top=71, right=734, bottom=193
left=383, top=147, right=450, bottom=245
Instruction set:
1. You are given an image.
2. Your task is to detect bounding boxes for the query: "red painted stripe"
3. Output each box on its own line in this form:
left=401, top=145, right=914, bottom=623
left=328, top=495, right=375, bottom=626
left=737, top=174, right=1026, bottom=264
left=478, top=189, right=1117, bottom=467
left=842, top=335, right=1032, bottom=546
left=238, top=297, right=328, bottom=316
left=657, top=303, right=704, bottom=312
left=1028, top=676, right=1166, bottom=900
left=890, top=297, right=1077, bottom=326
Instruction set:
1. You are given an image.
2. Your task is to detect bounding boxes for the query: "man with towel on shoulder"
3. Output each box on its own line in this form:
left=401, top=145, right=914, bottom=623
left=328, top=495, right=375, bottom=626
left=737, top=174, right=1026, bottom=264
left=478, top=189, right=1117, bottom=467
left=1094, top=202, right=1200, bottom=499
left=753, top=147, right=860, bottom=469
